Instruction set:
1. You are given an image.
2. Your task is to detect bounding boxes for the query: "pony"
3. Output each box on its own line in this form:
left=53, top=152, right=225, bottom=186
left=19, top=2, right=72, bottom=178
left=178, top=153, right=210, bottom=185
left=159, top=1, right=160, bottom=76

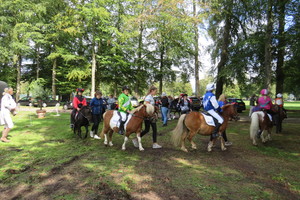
left=171, top=104, right=239, bottom=152
left=250, top=110, right=273, bottom=145
left=100, top=104, right=155, bottom=151
left=72, top=106, right=92, bottom=139
left=272, top=105, right=287, bottom=133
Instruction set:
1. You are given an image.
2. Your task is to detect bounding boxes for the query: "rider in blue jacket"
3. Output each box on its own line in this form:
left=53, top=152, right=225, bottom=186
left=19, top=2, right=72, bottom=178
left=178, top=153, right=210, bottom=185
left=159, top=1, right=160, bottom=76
left=203, top=83, right=224, bottom=138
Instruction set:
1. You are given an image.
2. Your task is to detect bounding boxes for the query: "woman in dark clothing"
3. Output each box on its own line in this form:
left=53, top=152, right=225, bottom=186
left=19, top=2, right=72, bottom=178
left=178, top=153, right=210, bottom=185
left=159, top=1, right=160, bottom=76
left=178, top=94, right=191, bottom=114
left=90, top=91, right=105, bottom=139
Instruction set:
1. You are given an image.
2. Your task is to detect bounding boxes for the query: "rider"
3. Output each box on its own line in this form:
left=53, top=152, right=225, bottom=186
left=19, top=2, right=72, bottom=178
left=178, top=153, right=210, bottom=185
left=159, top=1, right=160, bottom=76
left=203, top=83, right=223, bottom=138
left=257, top=89, right=273, bottom=115
left=274, top=93, right=287, bottom=117
left=70, top=88, right=87, bottom=129
left=118, top=86, right=133, bottom=135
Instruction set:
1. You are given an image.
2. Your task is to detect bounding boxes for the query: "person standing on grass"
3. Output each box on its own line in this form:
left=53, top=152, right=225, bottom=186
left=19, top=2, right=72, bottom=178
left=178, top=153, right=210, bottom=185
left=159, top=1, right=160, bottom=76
left=90, top=91, right=104, bottom=139
left=178, top=94, right=191, bottom=114
left=0, top=88, right=17, bottom=143
left=217, top=94, right=232, bottom=146
left=132, top=86, right=162, bottom=149
left=107, top=94, right=116, bottom=110
left=160, top=92, right=169, bottom=127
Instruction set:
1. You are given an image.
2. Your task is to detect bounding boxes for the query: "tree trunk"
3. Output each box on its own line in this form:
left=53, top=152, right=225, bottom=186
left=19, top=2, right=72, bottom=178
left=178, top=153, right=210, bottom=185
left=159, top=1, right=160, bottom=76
left=36, top=46, right=40, bottom=80
left=135, top=21, right=143, bottom=96
left=215, top=2, right=232, bottom=98
left=193, top=0, right=200, bottom=97
left=91, top=44, right=96, bottom=96
left=276, top=0, right=286, bottom=94
left=52, top=58, right=57, bottom=100
left=264, top=0, right=274, bottom=89
left=16, top=55, right=21, bottom=102
left=159, top=43, right=164, bottom=95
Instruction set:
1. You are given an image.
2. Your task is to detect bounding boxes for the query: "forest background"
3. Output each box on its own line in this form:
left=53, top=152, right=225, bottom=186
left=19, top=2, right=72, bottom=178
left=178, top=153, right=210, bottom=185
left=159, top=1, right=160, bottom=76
left=0, top=0, right=299, bottom=100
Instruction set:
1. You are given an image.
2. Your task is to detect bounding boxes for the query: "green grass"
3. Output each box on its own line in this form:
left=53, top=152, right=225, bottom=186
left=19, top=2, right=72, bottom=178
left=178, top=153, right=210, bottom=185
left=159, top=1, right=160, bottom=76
left=0, top=108, right=300, bottom=199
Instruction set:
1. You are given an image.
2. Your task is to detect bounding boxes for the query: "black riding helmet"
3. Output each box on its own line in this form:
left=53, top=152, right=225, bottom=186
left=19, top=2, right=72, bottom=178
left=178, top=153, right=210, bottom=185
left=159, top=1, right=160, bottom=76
left=122, top=86, right=130, bottom=91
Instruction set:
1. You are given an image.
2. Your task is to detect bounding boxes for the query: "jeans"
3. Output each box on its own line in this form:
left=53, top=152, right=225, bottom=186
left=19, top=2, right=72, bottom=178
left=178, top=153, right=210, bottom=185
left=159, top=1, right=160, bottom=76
left=161, top=107, right=168, bottom=125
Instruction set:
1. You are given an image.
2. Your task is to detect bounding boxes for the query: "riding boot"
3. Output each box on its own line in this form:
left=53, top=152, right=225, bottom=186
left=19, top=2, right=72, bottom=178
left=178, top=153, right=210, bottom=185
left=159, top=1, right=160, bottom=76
left=118, top=121, right=125, bottom=135
left=211, top=123, right=222, bottom=138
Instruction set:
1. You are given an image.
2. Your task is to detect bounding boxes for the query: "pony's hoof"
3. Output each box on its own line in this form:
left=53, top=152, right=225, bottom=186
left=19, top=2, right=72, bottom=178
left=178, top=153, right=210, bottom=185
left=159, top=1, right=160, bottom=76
left=192, top=146, right=197, bottom=150
left=139, top=148, right=144, bottom=151
left=122, top=147, right=126, bottom=151
left=207, top=147, right=212, bottom=152
left=181, top=148, right=188, bottom=152
left=109, top=142, right=113, bottom=147
left=221, top=147, right=227, bottom=151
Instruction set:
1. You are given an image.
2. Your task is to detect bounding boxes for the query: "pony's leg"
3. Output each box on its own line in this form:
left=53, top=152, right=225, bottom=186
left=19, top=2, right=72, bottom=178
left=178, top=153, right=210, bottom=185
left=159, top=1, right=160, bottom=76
left=252, top=137, right=257, bottom=146
left=220, top=136, right=227, bottom=151
left=261, top=130, right=267, bottom=143
left=108, top=130, right=113, bottom=146
left=207, top=140, right=213, bottom=152
left=180, top=131, right=188, bottom=152
left=122, top=136, right=128, bottom=151
left=104, top=133, right=108, bottom=145
left=267, top=129, right=272, bottom=141
left=187, top=131, right=197, bottom=150
left=137, top=134, right=144, bottom=151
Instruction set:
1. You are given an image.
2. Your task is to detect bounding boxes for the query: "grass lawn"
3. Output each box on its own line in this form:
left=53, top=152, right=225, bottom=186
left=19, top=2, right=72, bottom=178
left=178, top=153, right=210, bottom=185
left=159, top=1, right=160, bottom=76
left=0, top=108, right=300, bottom=200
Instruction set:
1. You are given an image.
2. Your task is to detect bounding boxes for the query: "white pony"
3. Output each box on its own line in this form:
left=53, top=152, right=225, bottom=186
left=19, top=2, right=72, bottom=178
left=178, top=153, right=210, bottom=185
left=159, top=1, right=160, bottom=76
left=250, top=111, right=273, bottom=146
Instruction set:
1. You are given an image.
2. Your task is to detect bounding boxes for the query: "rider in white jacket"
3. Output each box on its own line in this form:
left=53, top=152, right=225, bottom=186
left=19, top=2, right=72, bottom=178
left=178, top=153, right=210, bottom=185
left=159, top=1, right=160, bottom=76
left=0, top=88, right=16, bottom=142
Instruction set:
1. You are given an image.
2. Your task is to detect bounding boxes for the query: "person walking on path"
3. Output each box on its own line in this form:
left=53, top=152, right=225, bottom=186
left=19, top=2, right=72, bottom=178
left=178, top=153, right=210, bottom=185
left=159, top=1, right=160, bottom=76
left=217, top=94, right=232, bottom=146
left=90, top=91, right=105, bottom=139
left=0, top=88, right=17, bottom=142
left=132, top=86, right=162, bottom=149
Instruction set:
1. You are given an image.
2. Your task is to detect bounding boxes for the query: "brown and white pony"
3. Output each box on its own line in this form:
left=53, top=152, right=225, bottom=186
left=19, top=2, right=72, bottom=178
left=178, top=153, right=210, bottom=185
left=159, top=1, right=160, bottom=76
left=100, top=104, right=155, bottom=151
left=250, top=110, right=273, bottom=146
left=171, top=104, right=239, bottom=152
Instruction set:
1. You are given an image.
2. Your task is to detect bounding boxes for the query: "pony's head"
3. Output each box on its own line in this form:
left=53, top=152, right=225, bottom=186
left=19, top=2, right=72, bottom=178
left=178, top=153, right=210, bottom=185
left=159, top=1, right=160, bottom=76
left=222, top=104, right=239, bottom=121
left=80, top=106, right=93, bottom=122
left=131, top=104, right=155, bottom=118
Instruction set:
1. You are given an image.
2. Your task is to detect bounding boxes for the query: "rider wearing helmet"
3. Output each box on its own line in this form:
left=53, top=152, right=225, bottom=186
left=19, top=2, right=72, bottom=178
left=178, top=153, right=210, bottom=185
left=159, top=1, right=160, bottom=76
left=70, top=88, right=87, bottom=129
left=257, top=89, right=273, bottom=114
left=117, top=86, right=133, bottom=135
left=275, top=93, right=283, bottom=107
left=203, top=83, right=223, bottom=138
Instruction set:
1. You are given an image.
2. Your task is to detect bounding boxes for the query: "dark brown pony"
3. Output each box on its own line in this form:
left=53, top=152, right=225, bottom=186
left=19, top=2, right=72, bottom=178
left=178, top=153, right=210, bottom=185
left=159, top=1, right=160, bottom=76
left=171, top=104, right=239, bottom=152
left=100, top=104, right=155, bottom=151
left=272, top=105, right=286, bottom=133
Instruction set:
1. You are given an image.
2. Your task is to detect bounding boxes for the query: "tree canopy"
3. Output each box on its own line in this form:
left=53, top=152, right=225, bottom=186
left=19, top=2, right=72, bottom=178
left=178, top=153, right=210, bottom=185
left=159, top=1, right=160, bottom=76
left=0, top=0, right=299, bottom=100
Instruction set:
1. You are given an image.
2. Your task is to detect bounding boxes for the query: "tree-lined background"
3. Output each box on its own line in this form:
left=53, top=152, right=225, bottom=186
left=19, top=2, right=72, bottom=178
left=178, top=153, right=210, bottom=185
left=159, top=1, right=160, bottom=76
left=0, top=0, right=299, bottom=101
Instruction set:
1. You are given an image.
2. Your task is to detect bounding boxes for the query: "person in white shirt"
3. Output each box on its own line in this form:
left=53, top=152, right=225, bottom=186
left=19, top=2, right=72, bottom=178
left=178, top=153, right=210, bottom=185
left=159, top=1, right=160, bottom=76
left=0, top=88, right=17, bottom=142
left=132, top=86, right=162, bottom=149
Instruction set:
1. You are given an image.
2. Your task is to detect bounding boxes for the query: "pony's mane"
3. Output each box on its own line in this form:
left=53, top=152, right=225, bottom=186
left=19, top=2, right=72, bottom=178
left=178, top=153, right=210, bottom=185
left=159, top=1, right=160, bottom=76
left=145, top=104, right=154, bottom=114
left=131, top=105, right=144, bottom=114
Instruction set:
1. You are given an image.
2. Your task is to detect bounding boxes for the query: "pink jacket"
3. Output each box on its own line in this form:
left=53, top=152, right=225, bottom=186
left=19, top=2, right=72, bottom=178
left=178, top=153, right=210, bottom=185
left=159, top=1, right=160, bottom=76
left=258, top=96, right=273, bottom=110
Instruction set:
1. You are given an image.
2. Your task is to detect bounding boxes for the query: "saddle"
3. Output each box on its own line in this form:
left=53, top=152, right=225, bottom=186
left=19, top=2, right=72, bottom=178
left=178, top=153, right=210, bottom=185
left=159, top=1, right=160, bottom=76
left=110, top=111, right=132, bottom=130
left=200, top=111, right=218, bottom=127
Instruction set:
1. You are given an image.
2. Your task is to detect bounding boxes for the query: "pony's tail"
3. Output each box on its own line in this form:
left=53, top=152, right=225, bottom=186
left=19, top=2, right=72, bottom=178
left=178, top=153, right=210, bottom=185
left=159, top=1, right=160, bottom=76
left=250, top=112, right=260, bottom=140
left=100, top=111, right=107, bottom=138
left=171, top=114, right=187, bottom=147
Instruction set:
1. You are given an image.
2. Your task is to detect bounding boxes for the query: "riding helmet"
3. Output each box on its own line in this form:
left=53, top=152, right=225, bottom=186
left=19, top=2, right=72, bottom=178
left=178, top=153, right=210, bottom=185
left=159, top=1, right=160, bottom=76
left=260, top=89, right=268, bottom=95
left=76, top=88, right=85, bottom=93
left=277, top=93, right=282, bottom=98
left=206, top=83, right=215, bottom=91
left=122, top=86, right=130, bottom=91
